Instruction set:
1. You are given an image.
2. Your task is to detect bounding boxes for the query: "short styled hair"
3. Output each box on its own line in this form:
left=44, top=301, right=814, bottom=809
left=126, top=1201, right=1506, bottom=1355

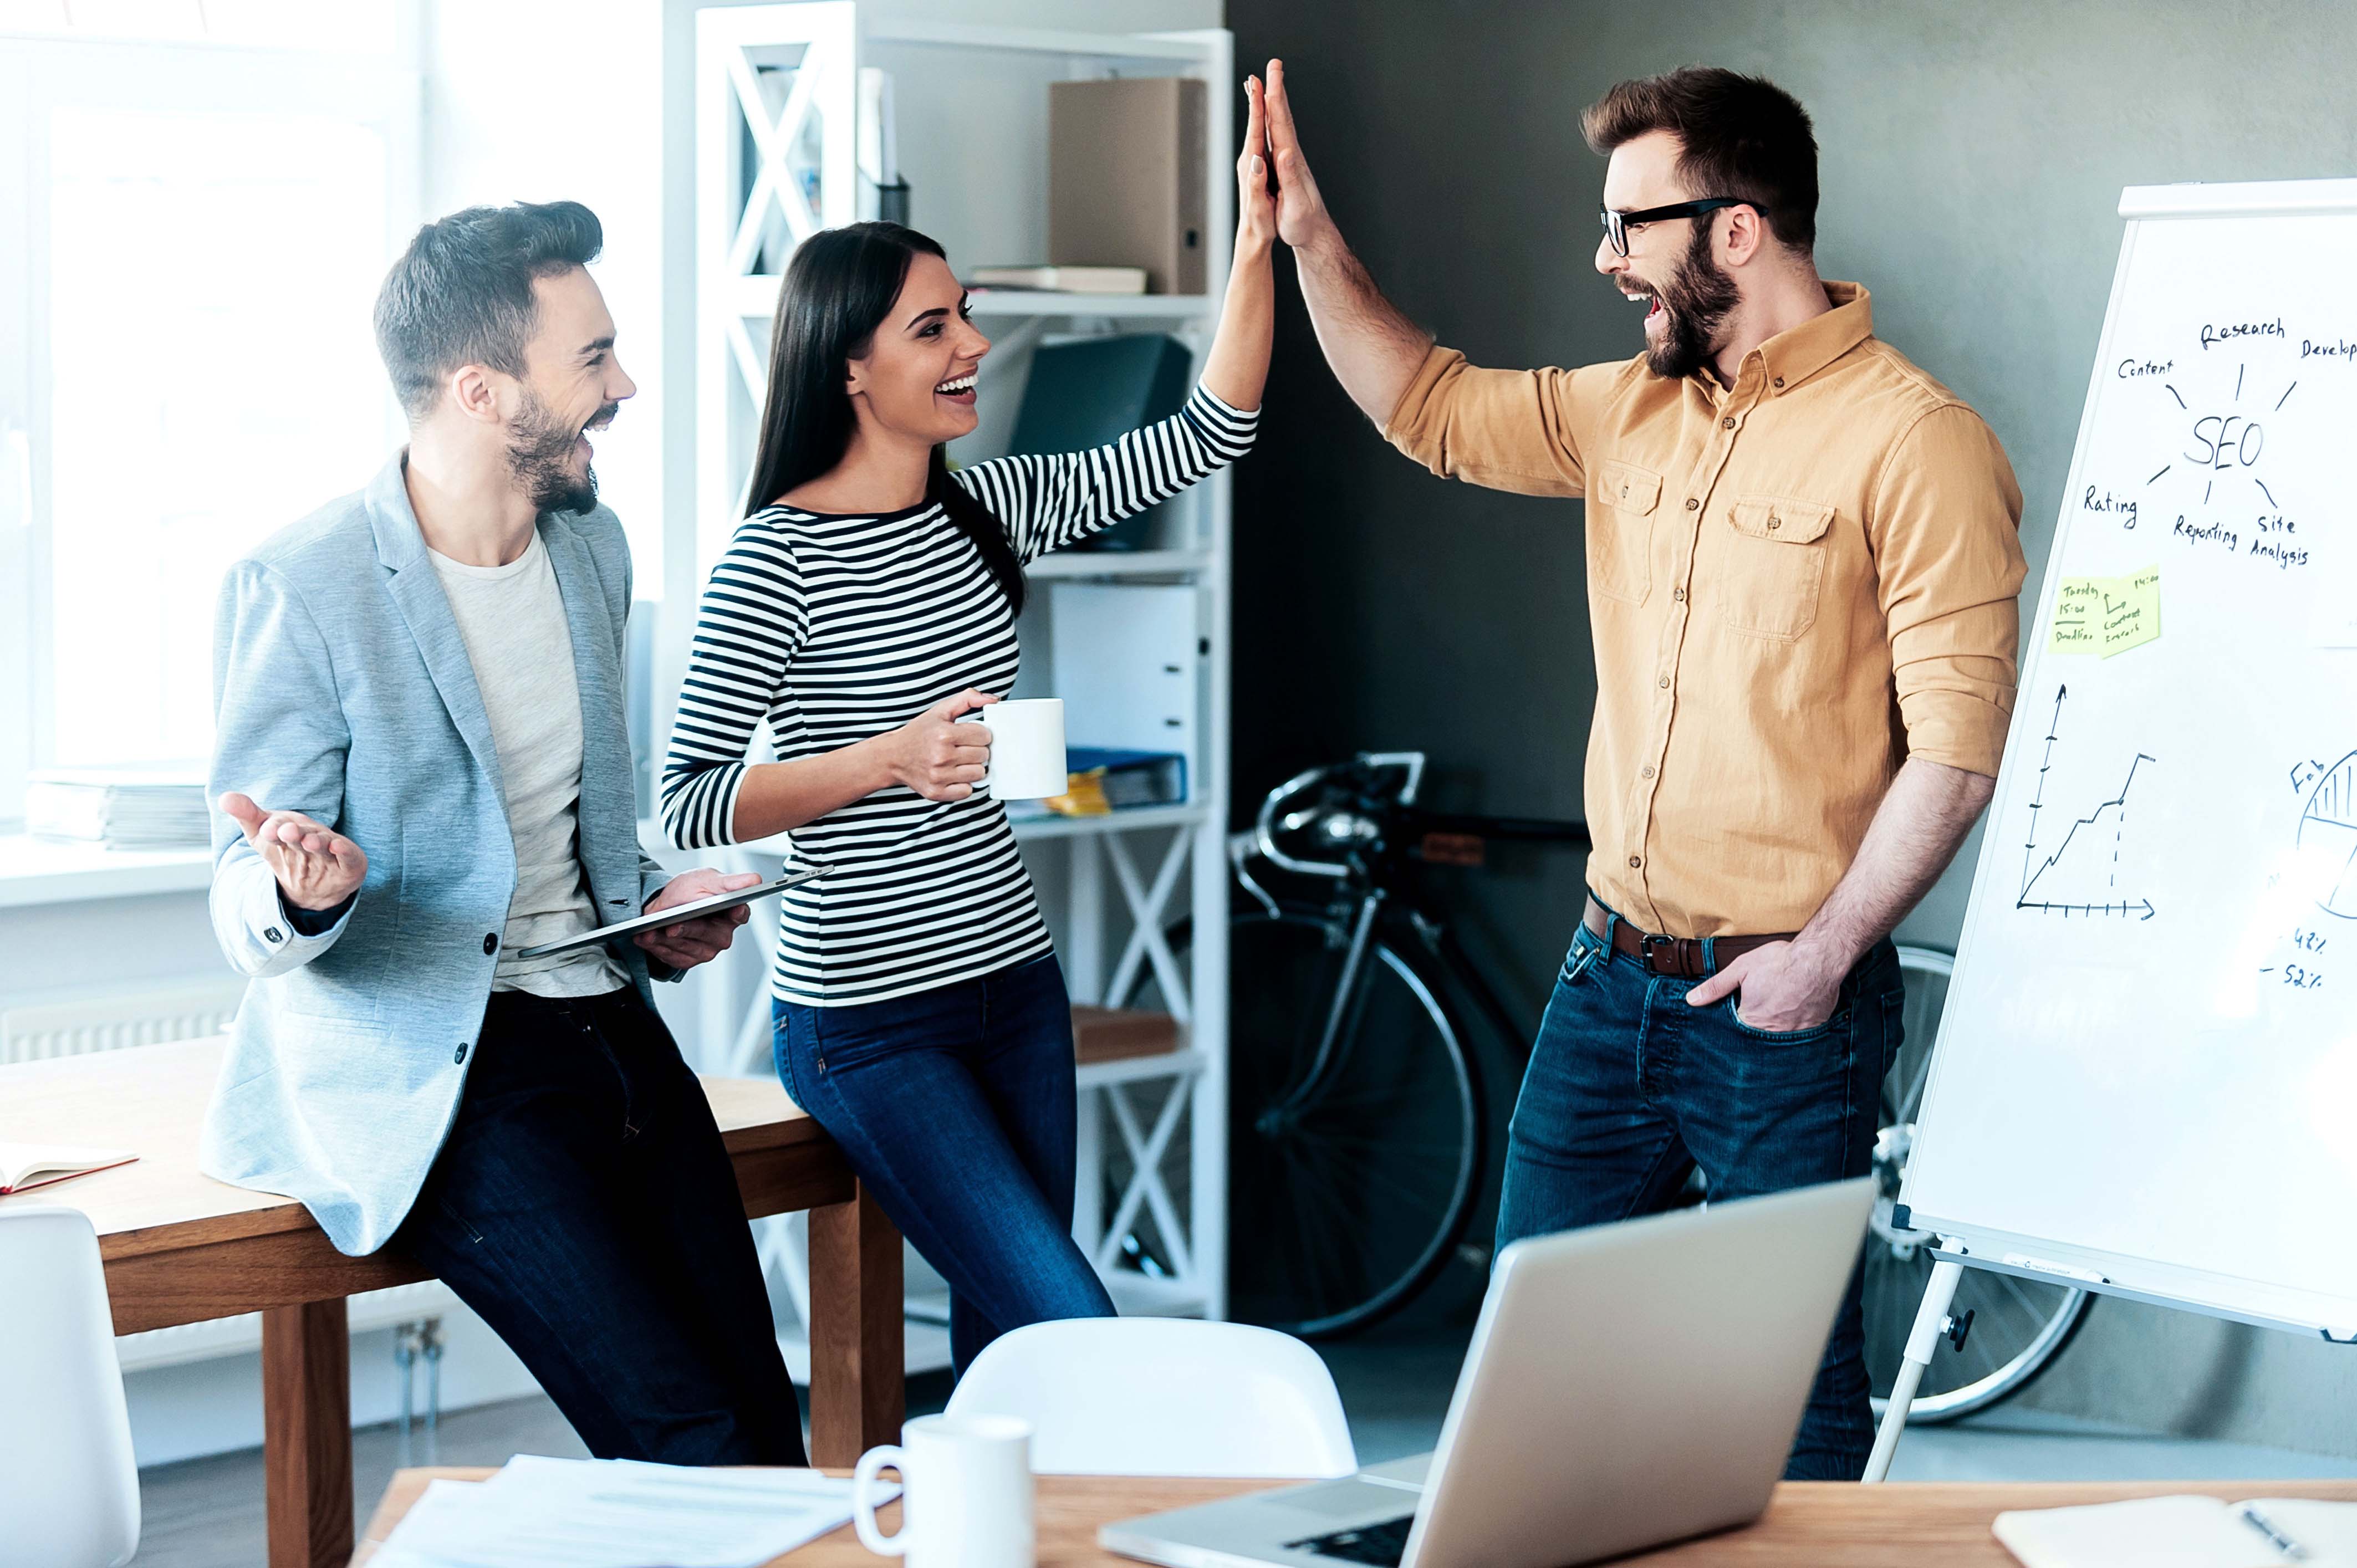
left=1582, top=67, right=1819, bottom=254
left=373, top=200, right=604, bottom=418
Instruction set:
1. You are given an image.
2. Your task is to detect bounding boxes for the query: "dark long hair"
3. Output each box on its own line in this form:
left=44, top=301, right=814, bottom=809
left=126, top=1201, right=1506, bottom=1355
left=743, top=222, right=1024, bottom=614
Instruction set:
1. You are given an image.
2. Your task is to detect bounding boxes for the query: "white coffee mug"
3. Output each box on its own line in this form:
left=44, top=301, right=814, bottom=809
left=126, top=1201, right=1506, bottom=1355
left=977, top=697, right=1067, bottom=800
left=852, top=1414, right=1034, bottom=1568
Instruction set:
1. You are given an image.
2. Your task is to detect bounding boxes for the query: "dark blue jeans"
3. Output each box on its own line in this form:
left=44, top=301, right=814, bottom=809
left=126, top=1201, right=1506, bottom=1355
left=1495, top=903, right=1905, bottom=1481
left=393, top=987, right=807, bottom=1465
left=773, top=954, right=1116, bottom=1375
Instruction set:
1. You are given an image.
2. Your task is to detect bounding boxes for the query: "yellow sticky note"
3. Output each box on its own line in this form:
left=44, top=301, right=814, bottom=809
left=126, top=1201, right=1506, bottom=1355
left=2098, top=566, right=2160, bottom=658
left=2049, top=578, right=2103, bottom=653
left=2048, top=568, right=2160, bottom=657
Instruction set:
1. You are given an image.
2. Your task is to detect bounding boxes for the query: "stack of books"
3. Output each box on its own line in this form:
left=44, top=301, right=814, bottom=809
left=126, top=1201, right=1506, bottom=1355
left=25, top=769, right=211, bottom=850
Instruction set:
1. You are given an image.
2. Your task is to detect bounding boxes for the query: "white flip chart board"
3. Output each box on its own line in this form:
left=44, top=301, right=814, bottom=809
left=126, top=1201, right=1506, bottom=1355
left=1897, top=178, right=2357, bottom=1337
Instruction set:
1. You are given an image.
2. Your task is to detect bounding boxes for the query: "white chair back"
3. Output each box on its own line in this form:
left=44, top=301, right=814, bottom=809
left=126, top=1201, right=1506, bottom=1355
left=944, top=1318, right=1358, bottom=1478
left=0, top=1206, right=140, bottom=1567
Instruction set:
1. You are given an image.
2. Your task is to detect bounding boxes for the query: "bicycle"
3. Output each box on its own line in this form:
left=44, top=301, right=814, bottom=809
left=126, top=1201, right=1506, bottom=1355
left=1118, top=752, right=1589, bottom=1337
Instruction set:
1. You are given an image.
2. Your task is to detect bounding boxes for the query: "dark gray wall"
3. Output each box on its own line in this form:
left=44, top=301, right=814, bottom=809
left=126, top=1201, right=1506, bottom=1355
left=1227, top=0, right=2357, bottom=1455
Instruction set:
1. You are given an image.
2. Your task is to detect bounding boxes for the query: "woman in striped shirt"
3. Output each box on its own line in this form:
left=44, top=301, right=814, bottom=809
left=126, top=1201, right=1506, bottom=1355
left=661, top=80, right=1277, bottom=1370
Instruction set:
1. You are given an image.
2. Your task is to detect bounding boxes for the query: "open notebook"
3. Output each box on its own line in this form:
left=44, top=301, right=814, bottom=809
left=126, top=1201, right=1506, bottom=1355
left=0, top=1143, right=137, bottom=1196
left=1997, top=1495, right=2357, bottom=1567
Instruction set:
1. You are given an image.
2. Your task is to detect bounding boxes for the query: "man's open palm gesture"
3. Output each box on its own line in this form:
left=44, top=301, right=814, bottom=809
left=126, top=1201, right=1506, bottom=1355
left=220, top=791, right=367, bottom=912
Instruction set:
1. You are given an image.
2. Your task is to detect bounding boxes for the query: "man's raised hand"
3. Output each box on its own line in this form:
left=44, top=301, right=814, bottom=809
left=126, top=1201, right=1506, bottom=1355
left=1263, top=58, right=1333, bottom=250
left=220, top=791, right=367, bottom=912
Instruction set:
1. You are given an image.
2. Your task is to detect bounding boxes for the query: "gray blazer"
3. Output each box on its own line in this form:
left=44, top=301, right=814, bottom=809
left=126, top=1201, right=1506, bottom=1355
left=202, top=453, right=672, bottom=1256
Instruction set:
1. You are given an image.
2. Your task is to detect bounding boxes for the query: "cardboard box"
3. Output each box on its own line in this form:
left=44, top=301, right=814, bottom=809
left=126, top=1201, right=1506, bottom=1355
left=1049, top=76, right=1207, bottom=295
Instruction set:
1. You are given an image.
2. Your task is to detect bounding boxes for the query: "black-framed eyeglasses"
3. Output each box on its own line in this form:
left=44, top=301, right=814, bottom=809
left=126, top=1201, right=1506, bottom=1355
left=1598, top=197, right=1743, bottom=257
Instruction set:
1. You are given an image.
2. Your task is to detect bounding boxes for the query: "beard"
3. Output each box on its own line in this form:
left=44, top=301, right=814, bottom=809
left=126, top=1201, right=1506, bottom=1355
left=506, top=389, right=612, bottom=516
left=1637, top=221, right=1740, bottom=381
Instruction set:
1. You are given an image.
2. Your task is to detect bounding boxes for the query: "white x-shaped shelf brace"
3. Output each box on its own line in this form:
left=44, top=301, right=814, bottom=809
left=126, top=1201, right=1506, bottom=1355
left=1079, top=825, right=1202, bottom=1286
left=718, top=34, right=841, bottom=425
left=725, top=39, right=828, bottom=276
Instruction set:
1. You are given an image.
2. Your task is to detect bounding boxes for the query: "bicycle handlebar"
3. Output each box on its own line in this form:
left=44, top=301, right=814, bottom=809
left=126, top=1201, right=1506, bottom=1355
left=1253, top=762, right=1356, bottom=878
left=1251, top=752, right=1589, bottom=881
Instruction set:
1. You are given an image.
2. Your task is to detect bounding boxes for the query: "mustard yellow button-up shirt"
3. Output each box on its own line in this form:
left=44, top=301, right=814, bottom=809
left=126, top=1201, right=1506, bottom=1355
left=1384, top=283, right=2028, bottom=939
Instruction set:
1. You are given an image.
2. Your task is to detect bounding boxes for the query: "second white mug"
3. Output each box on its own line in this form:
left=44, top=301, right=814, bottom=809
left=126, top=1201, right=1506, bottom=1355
left=851, top=1414, right=1035, bottom=1568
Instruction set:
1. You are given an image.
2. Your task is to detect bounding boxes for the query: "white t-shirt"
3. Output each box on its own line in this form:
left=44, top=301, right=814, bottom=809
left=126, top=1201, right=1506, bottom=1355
left=429, top=530, right=626, bottom=997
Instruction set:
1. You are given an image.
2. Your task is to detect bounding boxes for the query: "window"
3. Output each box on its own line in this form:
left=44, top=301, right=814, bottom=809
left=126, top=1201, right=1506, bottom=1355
left=48, top=109, right=396, bottom=770
left=0, top=20, right=418, bottom=823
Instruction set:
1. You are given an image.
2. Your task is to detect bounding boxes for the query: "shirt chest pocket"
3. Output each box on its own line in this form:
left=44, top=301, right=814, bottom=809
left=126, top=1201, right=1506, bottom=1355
left=1588, top=459, right=1660, bottom=604
left=1719, top=495, right=1837, bottom=641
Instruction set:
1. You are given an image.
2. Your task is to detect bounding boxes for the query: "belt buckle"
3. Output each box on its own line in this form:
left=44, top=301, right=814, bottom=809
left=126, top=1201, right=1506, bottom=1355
left=1639, top=932, right=1684, bottom=978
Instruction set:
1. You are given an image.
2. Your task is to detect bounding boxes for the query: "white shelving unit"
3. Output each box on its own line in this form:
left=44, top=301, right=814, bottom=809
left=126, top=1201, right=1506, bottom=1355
left=693, top=4, right=1236, bottom=1361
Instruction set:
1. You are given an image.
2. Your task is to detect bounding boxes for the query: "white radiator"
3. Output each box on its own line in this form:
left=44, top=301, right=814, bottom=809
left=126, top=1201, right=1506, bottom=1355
left=0, top=978, right=247, bottom=1063
left=0, top=978, right=467, bottom=1361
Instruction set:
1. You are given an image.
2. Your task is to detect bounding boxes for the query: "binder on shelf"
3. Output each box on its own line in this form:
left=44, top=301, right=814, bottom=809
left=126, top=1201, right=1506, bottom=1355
left=1047, top=583, right=1198, bottom=758
left=1009, top=335, right=1193, bottom=551
left=1047, top=749, right=1188, bottom=816
left=1048, top=76, right=1207, bottom=295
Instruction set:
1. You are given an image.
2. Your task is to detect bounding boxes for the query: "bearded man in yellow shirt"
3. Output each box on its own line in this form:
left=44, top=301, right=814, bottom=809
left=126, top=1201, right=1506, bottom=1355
left=1258, top=60, right=2028, bottom=1478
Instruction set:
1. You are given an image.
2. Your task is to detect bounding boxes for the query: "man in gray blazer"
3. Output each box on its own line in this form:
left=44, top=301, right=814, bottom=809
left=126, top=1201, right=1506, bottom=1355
left=205, top=201, right=805, bottom=1465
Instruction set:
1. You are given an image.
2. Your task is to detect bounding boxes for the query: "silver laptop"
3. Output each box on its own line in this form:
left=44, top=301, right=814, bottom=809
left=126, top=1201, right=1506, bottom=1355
left=1100, top=1177, right=1874, bottom=1568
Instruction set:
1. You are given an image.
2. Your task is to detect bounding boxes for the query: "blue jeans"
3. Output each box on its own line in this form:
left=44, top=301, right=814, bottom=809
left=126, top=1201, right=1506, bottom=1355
left=394, top=988, right=807, bottom=1465
left=773, top=955, right=1116, bottom=1375
left=1495, top=903, right=1905, bottom=1481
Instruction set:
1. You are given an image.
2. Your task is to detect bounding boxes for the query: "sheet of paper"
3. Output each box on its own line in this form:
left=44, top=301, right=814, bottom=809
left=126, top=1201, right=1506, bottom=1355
left=2098, top=566, right=2161, bottom=657
left=2048, top=576, right=2104, bottom=653
left=2047, top=567, right=2161, bottom=658
left=379, top=1457, right=887, bottom=1568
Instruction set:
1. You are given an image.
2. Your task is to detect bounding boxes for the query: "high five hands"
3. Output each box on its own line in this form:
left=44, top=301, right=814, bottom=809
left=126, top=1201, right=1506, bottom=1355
left=220, top=791, right=367, bottom=912
left=1256, top=59, right=1333, bottom=252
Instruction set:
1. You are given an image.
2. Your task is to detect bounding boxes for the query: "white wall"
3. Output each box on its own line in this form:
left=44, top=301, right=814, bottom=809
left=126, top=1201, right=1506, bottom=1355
left=421, top=0, right=671, bottom=585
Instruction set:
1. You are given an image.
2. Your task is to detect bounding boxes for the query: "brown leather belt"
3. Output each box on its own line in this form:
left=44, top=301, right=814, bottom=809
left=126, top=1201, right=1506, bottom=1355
left=1583, top=897, right=1795, bottom=980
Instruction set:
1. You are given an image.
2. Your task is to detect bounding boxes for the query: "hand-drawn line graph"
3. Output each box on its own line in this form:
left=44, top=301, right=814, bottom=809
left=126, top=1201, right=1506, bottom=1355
left=2017, top=685, right=2159, bottom=920
left=2297, top=750, right=2357, bottom=921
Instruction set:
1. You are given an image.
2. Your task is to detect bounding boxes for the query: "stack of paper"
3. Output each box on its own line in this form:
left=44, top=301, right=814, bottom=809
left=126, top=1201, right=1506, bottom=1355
left=374, top=1455, right=890, bottom=1567
left=25, top=770, right=210, bottom=850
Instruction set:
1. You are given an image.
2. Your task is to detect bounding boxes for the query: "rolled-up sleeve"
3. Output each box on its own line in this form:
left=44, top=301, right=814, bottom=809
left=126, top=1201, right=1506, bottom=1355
left=1866, top=403, right=2028, bottom=777
left=1380, top=344, right=1605, bottom=499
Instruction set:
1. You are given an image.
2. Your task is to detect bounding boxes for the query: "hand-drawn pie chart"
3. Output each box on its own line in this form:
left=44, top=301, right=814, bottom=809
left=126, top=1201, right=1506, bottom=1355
left=2300, top=752, right=2357, bottom=921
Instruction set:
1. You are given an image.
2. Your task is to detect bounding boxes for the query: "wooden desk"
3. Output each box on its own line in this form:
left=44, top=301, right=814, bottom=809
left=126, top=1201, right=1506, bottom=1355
left=0, top=1038, right=904, bottom=1568
left=356, top=1470, right=2357, bottom=1565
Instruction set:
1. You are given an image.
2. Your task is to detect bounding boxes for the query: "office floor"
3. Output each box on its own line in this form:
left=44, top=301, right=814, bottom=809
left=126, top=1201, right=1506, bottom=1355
left=130, top=1310, right=2357, bottom=1567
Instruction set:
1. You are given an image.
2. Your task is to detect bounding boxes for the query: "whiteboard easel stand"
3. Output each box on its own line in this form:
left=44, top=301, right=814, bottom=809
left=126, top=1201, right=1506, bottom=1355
left=1861, top=173, right=2357, bottom=1484
left=1861, top=1255, right=1964, bottom=1482
left=1865, top=1239, right=2357, bottom=1483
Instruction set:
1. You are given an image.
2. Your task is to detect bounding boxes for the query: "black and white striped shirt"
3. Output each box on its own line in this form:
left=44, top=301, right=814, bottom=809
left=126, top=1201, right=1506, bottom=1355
left=661, top=385, right=1257, bottom=1006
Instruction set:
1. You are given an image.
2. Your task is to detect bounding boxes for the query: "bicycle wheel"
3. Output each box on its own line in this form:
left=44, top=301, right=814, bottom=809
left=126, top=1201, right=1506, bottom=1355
left=1864, top=944, right=2090, bottom=1423
left=1124, top=906, right=1484, bottom=1337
